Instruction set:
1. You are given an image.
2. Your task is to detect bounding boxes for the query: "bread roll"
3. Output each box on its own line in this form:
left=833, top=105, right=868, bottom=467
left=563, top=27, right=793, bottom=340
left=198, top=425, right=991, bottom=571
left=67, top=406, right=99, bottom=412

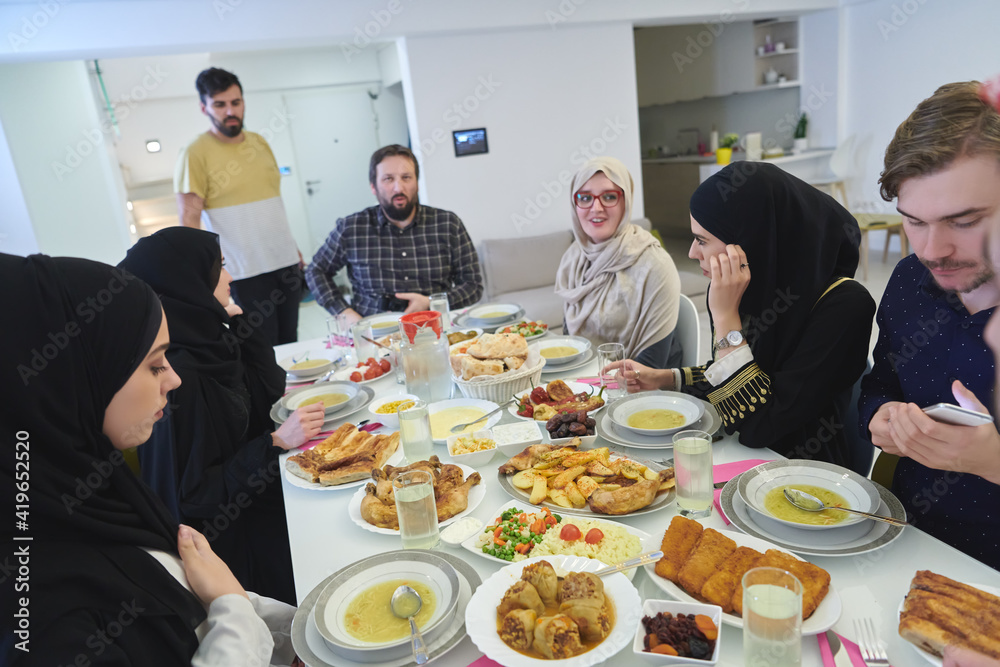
left=461, top=356, right=505, bottom=380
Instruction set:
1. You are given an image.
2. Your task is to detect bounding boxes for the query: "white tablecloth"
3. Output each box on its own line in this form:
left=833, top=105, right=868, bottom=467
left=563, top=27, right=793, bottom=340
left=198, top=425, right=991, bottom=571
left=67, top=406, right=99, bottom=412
left=276, top=337, right=1000, bottom=666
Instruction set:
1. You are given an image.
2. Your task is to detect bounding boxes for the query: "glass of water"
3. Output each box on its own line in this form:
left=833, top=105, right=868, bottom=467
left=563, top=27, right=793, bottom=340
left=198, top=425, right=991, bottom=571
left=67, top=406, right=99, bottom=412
left=398, top=399, right=434, bottom=463
left=742, top=567, right=803, bottom=667
left=393, top=470, right=440, bottom=550
left=429, top=292, right=451, bottom=331
left=597, top=343, right=626, bottom=401
left=386, top=332, right=406, bottom=384
left=351, top=321, right=375, bottom=364
left=673, top=429, right=713, bottom=518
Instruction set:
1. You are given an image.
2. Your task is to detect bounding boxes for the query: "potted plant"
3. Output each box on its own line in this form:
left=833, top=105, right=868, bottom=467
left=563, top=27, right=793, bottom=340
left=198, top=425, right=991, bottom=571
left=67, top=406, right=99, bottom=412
left=716, top=133, right=739, bottom=165
left=793, top=113, right=808, bottom=153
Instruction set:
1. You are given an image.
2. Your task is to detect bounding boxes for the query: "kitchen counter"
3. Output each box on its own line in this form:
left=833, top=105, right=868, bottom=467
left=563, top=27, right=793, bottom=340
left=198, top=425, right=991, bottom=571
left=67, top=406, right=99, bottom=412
left=642, top=148, right=834, bottom=166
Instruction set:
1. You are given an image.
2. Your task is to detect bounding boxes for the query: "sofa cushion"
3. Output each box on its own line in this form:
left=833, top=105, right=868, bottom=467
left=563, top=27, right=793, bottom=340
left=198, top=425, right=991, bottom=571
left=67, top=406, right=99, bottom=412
left=478, top=230, right=573, bottom=298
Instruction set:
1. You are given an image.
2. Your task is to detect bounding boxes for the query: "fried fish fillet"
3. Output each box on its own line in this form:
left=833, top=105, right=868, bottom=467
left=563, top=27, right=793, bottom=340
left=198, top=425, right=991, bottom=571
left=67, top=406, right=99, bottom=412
left=677, top=529, right=737, bottom=598
left=700, top=546, right=763, bottom=612
left=899, top=570, right=1000, bottom=659
left=730, top=549, right=830, bottom=619
left=654, top=515, right=703, bottom=583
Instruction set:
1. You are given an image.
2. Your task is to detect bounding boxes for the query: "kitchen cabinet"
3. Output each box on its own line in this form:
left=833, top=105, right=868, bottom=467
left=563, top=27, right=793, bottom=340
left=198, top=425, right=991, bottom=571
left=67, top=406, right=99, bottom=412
left=640, top=160, right=702, bottom=239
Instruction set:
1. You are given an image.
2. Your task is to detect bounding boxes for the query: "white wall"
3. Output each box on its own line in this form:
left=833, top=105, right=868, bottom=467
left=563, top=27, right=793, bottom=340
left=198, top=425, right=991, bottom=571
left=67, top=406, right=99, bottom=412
left=0, top=60, right=129, bottom=263
left=0, top=117, right=37, bottom=256
left=400, top=22, right=644, bottom=242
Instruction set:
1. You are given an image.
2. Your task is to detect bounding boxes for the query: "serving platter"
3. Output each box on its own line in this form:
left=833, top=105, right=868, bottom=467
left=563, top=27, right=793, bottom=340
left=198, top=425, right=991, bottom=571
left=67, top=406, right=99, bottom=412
left=897, top=581, right=1000, bottom=667
left=507, top=380, right=607, bottom=422
left=290, top=549, right=480, bottom=667
left=460, top=500, right=650, bottom=578
left=465, top=554, right=641, bottom=667
left=496, top=452, right=675, bottom=518
left=641, top=529, right=843, bottom=635
left=719, top=474, right=907, bottom=557
left=595, top=401, right=721, bottom=450
left=279, top=444, right=404, bottom=492
left=347, top=463, right=486, bottom=535
left=269, top=385, right=376, bottom=428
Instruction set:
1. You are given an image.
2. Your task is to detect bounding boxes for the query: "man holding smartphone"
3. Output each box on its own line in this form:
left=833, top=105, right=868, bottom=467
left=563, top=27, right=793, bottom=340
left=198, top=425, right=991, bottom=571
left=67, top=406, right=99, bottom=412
left=859, top=81, right=1000, bottom=569
left=305, top=145, right=484, bottom=323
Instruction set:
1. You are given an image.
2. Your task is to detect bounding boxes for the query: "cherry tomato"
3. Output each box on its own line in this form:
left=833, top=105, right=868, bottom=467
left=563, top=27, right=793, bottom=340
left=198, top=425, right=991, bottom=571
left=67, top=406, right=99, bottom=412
left=378, top=359, right=391, bottom=372
left=350, top=371, right=363, bottom=382
left=559, top=524, right=582, bottom=541
left=363, top=365, right=380, bottom=380
left=366, top=357, right=378, bottom=367
left=584, top=528, right=604, bottom=544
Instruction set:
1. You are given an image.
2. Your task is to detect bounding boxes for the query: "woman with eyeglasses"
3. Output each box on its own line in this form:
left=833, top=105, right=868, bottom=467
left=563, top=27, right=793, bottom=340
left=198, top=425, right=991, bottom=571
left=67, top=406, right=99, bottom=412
left=555, top=156, right=683, bottom=369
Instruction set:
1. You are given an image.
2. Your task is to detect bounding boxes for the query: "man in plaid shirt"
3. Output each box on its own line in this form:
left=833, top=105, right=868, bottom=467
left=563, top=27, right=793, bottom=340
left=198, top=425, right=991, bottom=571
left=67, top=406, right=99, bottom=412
left=305, top=145, right=484, bottom=323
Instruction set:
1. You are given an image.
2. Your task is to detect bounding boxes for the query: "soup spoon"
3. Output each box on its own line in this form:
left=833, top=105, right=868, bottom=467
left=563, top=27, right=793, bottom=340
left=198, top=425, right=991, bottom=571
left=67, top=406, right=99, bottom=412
left=390, top=585, right=428, bottom=664
left=783, top=488, right=908, bottom=527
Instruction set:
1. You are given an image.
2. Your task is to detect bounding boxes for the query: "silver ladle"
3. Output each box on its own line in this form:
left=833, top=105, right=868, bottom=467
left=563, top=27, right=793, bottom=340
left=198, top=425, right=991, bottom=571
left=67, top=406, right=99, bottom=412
left=390, top=584, right=428, bottom=664
left=783, top=488, right=908, bottom=527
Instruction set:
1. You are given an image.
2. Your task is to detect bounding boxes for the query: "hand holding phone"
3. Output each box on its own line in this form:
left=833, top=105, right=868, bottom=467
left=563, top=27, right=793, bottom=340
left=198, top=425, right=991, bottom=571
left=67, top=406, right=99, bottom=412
left=921, top=403, right=994, bottom=427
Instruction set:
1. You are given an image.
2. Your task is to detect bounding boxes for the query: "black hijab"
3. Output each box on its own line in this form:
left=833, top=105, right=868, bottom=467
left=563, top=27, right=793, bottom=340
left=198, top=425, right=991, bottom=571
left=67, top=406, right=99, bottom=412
left=689, top=162, right=860, bottom=371
left=0, top=253, right=205, bottom=664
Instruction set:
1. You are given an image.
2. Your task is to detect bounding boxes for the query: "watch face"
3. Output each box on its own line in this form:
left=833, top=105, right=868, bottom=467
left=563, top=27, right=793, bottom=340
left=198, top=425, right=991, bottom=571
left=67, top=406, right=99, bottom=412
left=727, top=331, right=743, bottom=345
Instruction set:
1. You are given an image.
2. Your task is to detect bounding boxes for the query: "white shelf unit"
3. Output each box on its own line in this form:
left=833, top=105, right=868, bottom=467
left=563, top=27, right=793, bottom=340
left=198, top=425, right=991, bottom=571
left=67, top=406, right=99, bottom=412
left=753, top=18, right=799, bottom=88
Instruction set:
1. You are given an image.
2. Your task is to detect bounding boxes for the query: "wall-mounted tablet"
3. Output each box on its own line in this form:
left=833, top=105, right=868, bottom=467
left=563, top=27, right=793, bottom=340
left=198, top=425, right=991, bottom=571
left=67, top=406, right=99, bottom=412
left=453, top=128, right=488, bottom=157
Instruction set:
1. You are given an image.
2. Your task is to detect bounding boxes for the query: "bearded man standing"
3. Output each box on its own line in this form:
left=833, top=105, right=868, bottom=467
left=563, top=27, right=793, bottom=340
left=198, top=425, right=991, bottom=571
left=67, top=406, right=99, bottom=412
left=305, top=144, right=483, bottom=322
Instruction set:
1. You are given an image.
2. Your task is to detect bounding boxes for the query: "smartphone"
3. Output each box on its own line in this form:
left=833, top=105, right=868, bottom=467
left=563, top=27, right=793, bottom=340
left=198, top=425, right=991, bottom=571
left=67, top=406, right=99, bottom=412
left=921, top=403, right=994, bottom=426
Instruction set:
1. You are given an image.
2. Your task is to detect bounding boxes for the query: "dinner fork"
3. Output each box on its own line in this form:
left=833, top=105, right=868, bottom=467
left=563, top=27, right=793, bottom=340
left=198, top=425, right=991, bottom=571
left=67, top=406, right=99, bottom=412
left=854, top=617, right=890, bottom=666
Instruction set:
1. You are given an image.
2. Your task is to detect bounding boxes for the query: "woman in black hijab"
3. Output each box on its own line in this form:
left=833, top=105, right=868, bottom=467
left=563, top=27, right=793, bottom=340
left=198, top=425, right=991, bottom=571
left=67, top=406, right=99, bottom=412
left=609, top=163, right=877, bottom=471
left=118, top=227, right=323, bottom=605
left=0, top=253, right=296, bottom=664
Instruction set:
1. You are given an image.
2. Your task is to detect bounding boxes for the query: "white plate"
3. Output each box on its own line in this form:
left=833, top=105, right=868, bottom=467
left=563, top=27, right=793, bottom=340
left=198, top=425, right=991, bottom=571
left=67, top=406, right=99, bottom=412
left=898, top=581, right=1000, bottom=666
left=609, top=391, right=705, bottom=437
left=508, top=380, right=607, bottom=422
left=540, top=347, right=596, bottom=375
left=347, top=463, right=486, bottom=535
left=280, top=444, right=404, bottom=492
left=332, top=363, right=394, bottom=385
left=641, top=529, right=842, bottom=635
left=719, top=475, right=907, bottom=557
left=427, top=397, right=502, bottom=444
left=291, top=550, right=480, bottom=667
left=466, top=554, right=642, bottom=667
left=534, top=335, right=592, bottom=367
left=496, top=451, right=675, bottom=518
left=270, top=385, right=376, bottom=428
left=493, top=322, right=549, bottom=341
left=460, top=500, right=649, bottom=578
left=737, top=459, right=881, bottom=530
left=596, top=402, right=721, bottom=450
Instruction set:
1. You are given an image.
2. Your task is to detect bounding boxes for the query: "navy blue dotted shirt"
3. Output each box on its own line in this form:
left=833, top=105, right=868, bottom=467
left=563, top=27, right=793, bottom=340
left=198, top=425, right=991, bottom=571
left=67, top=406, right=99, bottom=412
left=859, top=254, right=999, bottom=570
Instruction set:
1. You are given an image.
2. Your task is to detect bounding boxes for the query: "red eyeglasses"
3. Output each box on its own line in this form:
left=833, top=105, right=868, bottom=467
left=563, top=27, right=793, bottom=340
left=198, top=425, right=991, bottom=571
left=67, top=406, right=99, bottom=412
left=574, top=189, right=623, bottom=208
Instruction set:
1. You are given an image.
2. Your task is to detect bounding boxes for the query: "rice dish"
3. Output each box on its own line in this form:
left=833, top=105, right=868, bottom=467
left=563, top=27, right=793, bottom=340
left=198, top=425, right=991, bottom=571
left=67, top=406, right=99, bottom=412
left=530, top=518, right=641, bottom=565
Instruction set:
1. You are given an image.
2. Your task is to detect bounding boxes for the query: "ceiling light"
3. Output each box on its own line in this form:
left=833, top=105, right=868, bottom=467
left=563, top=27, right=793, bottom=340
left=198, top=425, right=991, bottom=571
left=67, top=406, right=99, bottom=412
left=145, top=140, right=161, bottom=153
left=126, top=200, right=133, bottom=211
left=129, top=224, right=137, bottom=234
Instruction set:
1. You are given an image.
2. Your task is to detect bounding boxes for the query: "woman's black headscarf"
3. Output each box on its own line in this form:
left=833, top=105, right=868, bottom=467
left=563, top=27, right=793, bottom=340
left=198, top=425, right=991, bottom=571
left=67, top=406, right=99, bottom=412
left=0, top=253, right=205, bottom=664
left=689, top=162, right=861, bottom=371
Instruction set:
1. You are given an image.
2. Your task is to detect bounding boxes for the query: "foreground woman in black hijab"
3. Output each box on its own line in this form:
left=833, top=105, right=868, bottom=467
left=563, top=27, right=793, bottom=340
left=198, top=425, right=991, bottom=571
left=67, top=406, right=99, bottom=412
left=0, top=253, right=297, bottom=665
left=118, top=227, right=323, bottom=605
left=607, top=163, right=877, bottom=472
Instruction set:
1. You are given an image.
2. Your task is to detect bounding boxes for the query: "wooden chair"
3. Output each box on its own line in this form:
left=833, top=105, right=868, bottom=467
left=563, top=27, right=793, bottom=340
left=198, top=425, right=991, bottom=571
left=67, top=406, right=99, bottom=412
left=854, top=213, right=908, bottom=281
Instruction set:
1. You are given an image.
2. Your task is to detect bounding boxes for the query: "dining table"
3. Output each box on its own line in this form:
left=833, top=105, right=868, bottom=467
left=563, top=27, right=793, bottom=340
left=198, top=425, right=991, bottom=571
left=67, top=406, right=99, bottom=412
left=276, top=335, right=1000, bottom=667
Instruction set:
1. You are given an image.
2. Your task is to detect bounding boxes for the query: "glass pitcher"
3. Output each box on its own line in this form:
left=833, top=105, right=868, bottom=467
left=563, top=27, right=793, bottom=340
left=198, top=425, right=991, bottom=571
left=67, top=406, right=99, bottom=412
left=398, top=310, right=452, bottom=403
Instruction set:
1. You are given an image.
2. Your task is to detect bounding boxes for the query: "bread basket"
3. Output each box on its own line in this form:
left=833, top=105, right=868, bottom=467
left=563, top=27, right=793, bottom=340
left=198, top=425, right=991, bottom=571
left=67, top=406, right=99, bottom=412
left=452, top=350, right=546, bottom=402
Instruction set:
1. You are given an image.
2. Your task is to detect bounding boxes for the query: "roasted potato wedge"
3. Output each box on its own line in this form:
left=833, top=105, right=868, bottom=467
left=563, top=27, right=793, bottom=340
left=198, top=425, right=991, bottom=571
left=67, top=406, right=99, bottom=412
left=547, top=488, right=572, bottom=508
left=565, top=480, right=587, bottom=508
left=511, top=470, right=539, bottom=489
left=586, top=460, right=615, bottom=477
left=550, top=465, right=586, bottom=489
left=530, top=476, right=549, bottom=504
left=576, top=475, right=600, bottom=499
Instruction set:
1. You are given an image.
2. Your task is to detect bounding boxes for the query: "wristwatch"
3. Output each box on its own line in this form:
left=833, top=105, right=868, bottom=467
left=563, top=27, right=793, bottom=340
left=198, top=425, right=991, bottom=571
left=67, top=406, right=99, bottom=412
left=714, top=330, right=744, bottom=352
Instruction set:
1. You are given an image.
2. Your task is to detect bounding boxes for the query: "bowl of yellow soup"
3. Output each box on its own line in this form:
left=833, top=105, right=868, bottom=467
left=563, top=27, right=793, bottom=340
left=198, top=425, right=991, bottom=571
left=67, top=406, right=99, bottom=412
left=281, top=381, right=359, bottom=415
left=368, top=394, right=419, bottom=429
left=314, top=550, right=461, bottom=662
left=534, top=335, right=592, bottom=366
left=737, top=459, right=881, bottom=530
left=610, top=391, right=704, bottom=437
left=466, top=302, right=524, bottom=326
left=278, top=352, right=337, bottom=379
left=427, top=398, right=503, bottom=444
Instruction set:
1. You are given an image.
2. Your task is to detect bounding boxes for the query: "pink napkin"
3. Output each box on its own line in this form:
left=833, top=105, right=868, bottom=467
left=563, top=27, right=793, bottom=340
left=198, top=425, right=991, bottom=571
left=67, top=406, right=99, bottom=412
left=818, top=631, right=869, bottom=667
left=466, top=657, right=502, bottom=667
left=712, top=459, right=769, bottom=525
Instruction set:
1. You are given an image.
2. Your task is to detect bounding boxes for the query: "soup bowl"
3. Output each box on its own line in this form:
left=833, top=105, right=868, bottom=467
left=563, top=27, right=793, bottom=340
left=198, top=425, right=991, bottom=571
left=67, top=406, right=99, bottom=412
left=281, top=381, right=360, bottom=416
left=737, top=460, right=881, bottom=530
left=279, top=352, right=337, bottom=379
left=466, top=303, right=523, bottom=325
left=610, top=392, right=704, bottom=437
left=534, top=335, right=592, bottom=366
left=314, top=550, right=461, bottom=662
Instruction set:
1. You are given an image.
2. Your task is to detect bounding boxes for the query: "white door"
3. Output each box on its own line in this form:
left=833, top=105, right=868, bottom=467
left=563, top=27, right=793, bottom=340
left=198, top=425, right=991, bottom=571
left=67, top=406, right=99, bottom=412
left=284, top=87, right=384, bottom=250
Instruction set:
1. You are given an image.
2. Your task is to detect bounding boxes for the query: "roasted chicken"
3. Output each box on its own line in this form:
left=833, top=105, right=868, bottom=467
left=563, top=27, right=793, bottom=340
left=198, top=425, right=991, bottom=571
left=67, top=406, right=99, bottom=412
left=587, top=469, right=675, bottom=515
left=359, top=458, right=480, bottom=529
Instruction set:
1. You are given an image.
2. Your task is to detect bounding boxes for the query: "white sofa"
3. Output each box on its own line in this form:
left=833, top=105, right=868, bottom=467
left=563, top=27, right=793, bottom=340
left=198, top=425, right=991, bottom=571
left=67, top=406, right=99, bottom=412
left=476, top=218, right=709, bottom=332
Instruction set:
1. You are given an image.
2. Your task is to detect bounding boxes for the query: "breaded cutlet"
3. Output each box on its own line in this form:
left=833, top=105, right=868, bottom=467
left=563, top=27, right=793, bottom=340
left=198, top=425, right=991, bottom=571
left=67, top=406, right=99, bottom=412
left=730, top=549, right=830, bottom=619
left=654, top=515, right=703, bottom=583
left=700, top=546, right=763, bottom=612
left=677, top=529, right=737, bottom=599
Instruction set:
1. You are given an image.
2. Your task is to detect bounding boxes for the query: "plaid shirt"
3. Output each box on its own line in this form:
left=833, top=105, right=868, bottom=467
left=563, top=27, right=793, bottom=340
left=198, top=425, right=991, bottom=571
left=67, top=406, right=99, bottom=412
left=305, top=204, right=484, bottom=317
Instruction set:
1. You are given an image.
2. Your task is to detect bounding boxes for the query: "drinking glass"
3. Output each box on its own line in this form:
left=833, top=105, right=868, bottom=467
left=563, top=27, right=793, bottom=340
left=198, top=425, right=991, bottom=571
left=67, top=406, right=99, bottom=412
left=398, top=399, right=434, bottom=463
left=386, top=332, right=406, bottom=384
left=673, top=429, right=713, bottom=518
left=393, top=470, right=440, bottom=550
left=597, top=342, right=626, bottom=401
left=742, top=567, right=803, bottom=667
left=351, top=321, right=375, bottom=364
left=429, top=292, right=451, bottom=331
